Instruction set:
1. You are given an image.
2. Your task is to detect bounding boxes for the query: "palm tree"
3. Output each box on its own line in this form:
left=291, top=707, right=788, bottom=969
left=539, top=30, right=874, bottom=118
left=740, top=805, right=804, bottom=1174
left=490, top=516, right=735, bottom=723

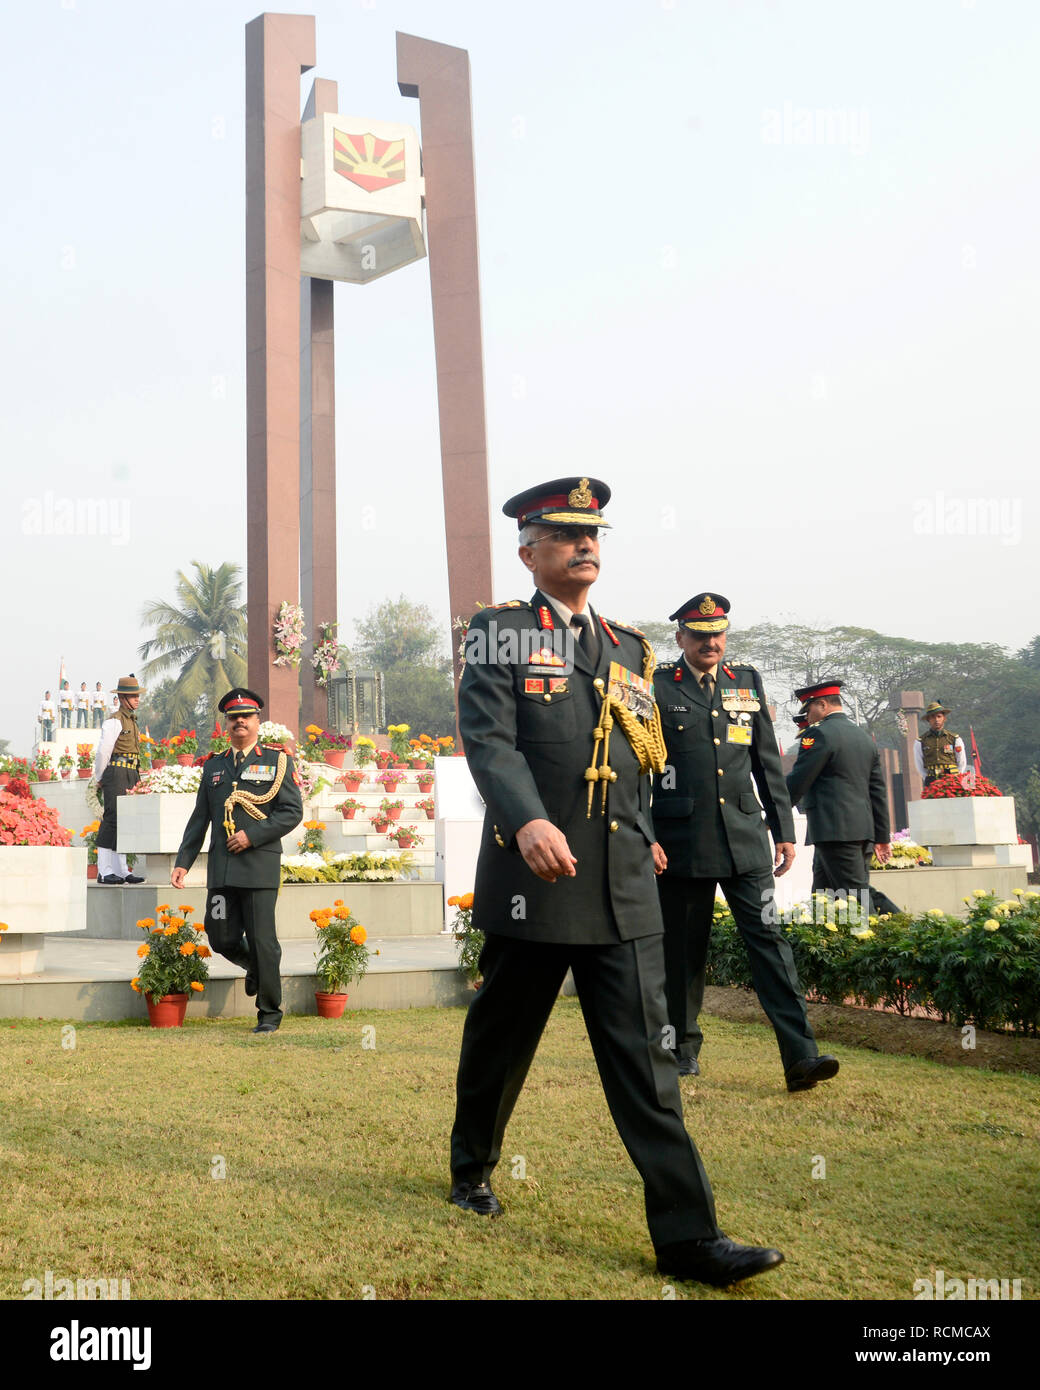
left=138, top=562, right=248, bottom=733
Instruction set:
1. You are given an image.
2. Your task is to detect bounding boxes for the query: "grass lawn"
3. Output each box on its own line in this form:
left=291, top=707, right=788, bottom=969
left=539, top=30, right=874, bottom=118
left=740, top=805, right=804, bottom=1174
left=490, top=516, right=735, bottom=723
left=2, top=1001, right=1037, bottom=1301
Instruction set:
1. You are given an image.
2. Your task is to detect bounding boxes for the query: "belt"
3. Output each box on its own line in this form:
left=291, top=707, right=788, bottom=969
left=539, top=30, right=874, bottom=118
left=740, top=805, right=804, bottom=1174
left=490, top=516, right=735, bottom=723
left=110, top=756, right=139, bottom=770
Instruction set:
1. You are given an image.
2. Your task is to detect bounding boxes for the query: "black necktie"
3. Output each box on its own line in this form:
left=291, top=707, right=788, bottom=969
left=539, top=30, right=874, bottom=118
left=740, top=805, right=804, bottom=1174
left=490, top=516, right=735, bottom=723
left=234, top=750, right=243, bottom=770
left=701, top=674, right=714, bottom=698
left=572, top=612, right=595, bottom=660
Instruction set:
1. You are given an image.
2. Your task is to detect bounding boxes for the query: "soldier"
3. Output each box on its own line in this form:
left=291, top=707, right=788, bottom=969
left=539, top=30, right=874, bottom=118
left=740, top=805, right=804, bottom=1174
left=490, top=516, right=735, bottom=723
left=651, top=593, right=836, bottom=1092
left=93, top=675, right=146, bottom=885
left=171, top=689, right=303, bottom=1034
left=38, top=690, right=56, bottom=743
left=914, top=701, right=967, bottom=787
left=91, top=681, right=108, bottom=728
left=76, top=682, right=90, bottom=728
left=58, top=681, right=74, bottom=729
left=449, top=477, right=784, bottom=1288
left=786, top=679, right=899, bottom=916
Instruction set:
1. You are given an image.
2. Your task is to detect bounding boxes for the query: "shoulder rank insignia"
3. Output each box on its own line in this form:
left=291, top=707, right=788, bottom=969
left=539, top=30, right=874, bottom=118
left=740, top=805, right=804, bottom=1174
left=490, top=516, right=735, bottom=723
left=598, top=616, right=621, bottom=647
left=674, top=666, right=683, bottom=682
left=655, top=661, right=675, bottom=673
left=721, top=664, right=736, bottom=680
left=489, top=599, right=528, bottom=610
left=537, top=605, right=554, bottom=630
left=800, top=736, right=816, bottom=748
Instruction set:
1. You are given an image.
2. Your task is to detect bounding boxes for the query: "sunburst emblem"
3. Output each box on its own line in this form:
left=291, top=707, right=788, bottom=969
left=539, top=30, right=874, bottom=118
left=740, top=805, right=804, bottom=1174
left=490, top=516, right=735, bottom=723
left=333, top=130, right=406, bottom=194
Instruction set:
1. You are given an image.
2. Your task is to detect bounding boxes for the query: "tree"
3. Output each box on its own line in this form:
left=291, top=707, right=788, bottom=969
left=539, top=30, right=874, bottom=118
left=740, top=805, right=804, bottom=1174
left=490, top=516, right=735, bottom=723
left=138, top=562, right=248, bottom=735
left=633, top=621, right=680, bottom=665
left=352, top=596, right=455, bottom=735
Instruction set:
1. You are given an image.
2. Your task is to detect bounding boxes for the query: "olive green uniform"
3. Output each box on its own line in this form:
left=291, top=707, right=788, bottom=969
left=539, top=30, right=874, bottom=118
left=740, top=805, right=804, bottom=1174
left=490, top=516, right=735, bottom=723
left=175, top=744, right=303, bottom=1027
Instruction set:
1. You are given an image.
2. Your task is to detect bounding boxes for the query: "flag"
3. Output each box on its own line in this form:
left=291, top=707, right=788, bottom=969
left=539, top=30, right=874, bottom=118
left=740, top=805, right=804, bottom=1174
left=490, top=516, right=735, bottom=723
left=58, top=655, right=66, bottom=688
left=970, top=726, right=981, bottom=776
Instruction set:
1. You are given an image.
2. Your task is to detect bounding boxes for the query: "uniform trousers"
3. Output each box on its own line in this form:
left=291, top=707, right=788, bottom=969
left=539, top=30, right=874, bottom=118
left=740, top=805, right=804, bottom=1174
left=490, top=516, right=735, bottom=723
left=92, top=709, right=104, bottom=729
left=205, top=886, right=282, bottom=1026
left=811, top=840, right=901, bottom=917
left=41, top=721, right=54, bottom=741
left=450, top=931, right=720, bottom=1249
left=76, top=709, right=88, bottom=727
left=657, top=869, right=817, bottom=1072
left=97, top=764, right=140, bottom=850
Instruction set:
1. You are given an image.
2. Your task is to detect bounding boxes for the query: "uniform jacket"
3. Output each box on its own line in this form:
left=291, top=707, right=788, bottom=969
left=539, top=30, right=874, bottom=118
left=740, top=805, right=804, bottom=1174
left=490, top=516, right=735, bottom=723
left=175, top=744, right=304, bottom=890
left=785, top=711, right=889, bottom=845
left=651, top=660, right=794, bottom=877
left=458, top=589, right=662, bottom=945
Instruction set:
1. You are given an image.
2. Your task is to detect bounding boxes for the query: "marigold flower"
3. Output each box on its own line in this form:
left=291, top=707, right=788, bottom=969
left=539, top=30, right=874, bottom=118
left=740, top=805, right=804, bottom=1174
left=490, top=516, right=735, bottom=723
left=447, top=896, right=460, bottom=907
left=334, top=899, right=344, bottom=906
left=169, top=916, right=186, bottom=929
left=335, top=907, right=351, bottom=919
left=137, top=944, right=150, bottom=958
left=350, top=925, right=367, bottom=945
left=130, top=978, right=141, bottom=992
left=824, top=922, right=838, bottom=933
left=137, top=918, right=155, bottom=930
left=164, top=925, right=179, bottom=936
left=180, top=943, right=196, bottom=956
left=196, top=945, right=211, bottom=958
left=983, top=919, right=1000, bottom=931
left=156, top=903, right=171, bottom=913
left=190, top=981, right=204, bottom=992
left=460, top=892, right=474, bottom=910
left=151, top=925, right=164, bottom=934
left=179, top=904, right=194, bottom=914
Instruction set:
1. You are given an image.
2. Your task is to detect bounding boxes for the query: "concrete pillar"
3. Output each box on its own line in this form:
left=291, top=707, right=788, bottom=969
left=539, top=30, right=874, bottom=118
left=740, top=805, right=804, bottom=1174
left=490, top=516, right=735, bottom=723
left=245, top=13, right=316, bottom=731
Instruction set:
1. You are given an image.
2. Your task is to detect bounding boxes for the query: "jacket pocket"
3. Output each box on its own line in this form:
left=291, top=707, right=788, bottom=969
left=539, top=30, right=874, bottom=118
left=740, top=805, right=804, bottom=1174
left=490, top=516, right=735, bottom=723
left=739, top=792, right=762, bottom=815
left=516, top=687, right=576, bottom=742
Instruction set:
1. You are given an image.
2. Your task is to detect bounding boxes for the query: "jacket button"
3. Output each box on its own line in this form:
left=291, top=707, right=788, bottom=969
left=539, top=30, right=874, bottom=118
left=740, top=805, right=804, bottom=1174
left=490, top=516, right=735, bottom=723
left=717, top=768, right=724, bottom=776
left=676, top=724, right=683, bottom=731
left=609, top=820, right=619, bottom=832
left=711, top=710, right=718, bottom=718
left=719, top=797, right=725, bottom=805
left=713, top=737, right=720, bottom=745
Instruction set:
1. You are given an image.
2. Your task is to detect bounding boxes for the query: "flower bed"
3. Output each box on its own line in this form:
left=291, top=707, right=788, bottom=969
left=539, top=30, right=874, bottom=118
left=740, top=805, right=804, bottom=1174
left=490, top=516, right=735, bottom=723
left=130, top=765, right=203, bottom=795
left=871, top=829, right=932, bottom=870
left=0, top=791, right=72, bottom=846
left=281, top=850, right=414, bottom=884
left=922, top=771, right=1002, bottom=799
left=706, top=889, right=1040, bottom=1036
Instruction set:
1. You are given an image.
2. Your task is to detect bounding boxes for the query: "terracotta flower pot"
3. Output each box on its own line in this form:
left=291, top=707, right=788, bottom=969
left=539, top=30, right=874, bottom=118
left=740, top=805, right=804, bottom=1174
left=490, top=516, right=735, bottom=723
left=409, top=758, right=428, bottom=769
left=315, top=990, right=348, bottom=1019
left=176, top=754, right=194, bottom=766
left=417, top=780, right=434, bottom=793
left=0, top=774, right=8, bottom=787
left=145, top=993, right=188, bottom=1028
left=341, top=807, right=357, bottom=820
left=380, top=779, right=401, bottom=794
left=394, top=834, right=418, bottom=848
left=324, top=749, right=347, bottom=770
left=341, top=775, right=364, bottom=791
left=424, top=809, right=435, bottom=820
left=385, top=807, right=402, bottom=821
left=36, top=770, right=53, bottom=781
left=77, top=768, right=91, bottom=779
left=87, top=864, right=98, bottom=880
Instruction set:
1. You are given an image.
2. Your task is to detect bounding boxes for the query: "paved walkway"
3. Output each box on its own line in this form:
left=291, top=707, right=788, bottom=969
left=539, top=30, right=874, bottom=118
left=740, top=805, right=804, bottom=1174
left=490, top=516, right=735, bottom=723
left=38, top=932, right=459, bottom=983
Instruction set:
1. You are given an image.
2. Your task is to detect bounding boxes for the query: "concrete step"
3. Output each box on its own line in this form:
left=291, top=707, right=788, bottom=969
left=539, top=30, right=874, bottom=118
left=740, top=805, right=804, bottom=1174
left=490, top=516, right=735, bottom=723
left=0, top=933, right=470, bottom=1021
left=81, top=880, right=444, bottom=941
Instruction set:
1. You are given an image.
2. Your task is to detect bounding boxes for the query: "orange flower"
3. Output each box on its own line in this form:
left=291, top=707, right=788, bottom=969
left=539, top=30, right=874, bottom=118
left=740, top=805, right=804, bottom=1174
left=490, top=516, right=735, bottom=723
left=156, top=904, right=170, bottom=913
left=164, top=925, right=178, bottom=936
left=350, top=925, right=367, bottom=945
left=189, top=981, right=204, bottom=992
left=130, top=978, right=141, bottom=992
left=137, top=944, right=150, bottom=958
left=169, top=916, right=185, bottom=929
left=334, top=899, right=344, bottom=907
left=179, top=905, right=194, bottom=915
left=447, top=896, right=460, bottom=907
left=179, top=943, right=196, bottom=956
left=196, top=945, right=211, bottom=958
left=335, top=906, right=351, bottom=920
left=137, top=918, right=155, bottom=931
left=151, top=925, right=165, bottom=934
left=460, top=892, right=474, bottom=910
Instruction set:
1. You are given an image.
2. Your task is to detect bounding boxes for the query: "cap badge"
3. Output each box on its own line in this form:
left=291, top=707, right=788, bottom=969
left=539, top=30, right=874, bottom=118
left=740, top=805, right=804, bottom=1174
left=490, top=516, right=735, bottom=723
left=699, top=595, right=717, bottom=615
left=568, top=478, right=592, bottom=509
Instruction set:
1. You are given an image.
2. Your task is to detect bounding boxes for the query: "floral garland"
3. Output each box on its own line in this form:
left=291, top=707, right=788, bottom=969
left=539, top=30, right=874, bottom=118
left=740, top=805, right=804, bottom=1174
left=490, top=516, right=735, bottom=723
left=273, top=600, right=306, bottom=668
left=921, top=770, right=1002, bottom=800
left=130, top=766, right=203, bottom=795
left=312, top=621, right=340, bottom=688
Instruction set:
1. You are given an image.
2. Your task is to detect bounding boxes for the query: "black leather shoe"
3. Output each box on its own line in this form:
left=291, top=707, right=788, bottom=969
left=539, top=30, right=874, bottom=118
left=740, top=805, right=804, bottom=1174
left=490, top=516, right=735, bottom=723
left=244, top=972, right=258, bottom=997
left=99, top=874, right=126, bottom=885
left=252, top=1022, right=279, bottom=1034
left=124, top=874, right=145, bottom=884
left=449, top=1180, right=502, bottom=1216
left=785, top=1054, right=840, bottom=1092
left=656, top=1235, right=784, bottom=1287
left=678, top=1056, right=700, bottom=1077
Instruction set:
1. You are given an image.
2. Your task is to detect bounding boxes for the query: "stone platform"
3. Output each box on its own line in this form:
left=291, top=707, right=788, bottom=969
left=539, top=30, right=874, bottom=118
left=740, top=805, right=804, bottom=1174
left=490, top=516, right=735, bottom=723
left=870, top=865, right=1028, bottom=916
left=0, top=933, right=469, bottom=1021
left=81, top=880, right=444, bottom=940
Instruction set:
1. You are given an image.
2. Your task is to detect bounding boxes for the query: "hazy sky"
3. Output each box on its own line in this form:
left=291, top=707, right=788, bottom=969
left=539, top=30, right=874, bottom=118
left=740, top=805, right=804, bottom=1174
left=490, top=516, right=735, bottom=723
left=2, top=0, right=1038, bottom=750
